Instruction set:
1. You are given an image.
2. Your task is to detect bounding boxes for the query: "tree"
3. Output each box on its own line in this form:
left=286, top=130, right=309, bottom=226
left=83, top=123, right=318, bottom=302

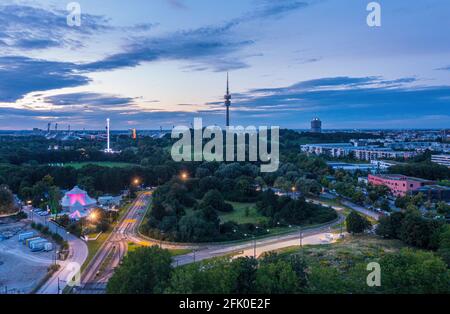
left=107, top=246, right=172, bottom=294
left=399, top=214, right=443, bottom=249
left=436, top=202, right=450, bottom=216
left=199, top=189, right=233, bottom=212
left=230, top=257, right=258, bottom=294
left=255, top=259, right=299, bottom=294
left=0, top=184, right=16, bottom=214
left=437, top=225, right=450, bottom=267
left=375, top=212, right=405, bottom=239
left=346, top=211, right=371, bottom=234
left=380, top=249, right=450, bottom=293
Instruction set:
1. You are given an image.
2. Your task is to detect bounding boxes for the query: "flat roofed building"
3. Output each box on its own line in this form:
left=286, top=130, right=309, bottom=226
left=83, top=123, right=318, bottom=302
left=411, top=185, right=450, bottom=202
left=431, top=154, right=450, bottom=168
left=368, top=174, right=435, bottom=197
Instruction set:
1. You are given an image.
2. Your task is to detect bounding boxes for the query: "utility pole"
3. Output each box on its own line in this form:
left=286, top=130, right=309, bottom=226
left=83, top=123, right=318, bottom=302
left=253, top=235, right=256, bottom=258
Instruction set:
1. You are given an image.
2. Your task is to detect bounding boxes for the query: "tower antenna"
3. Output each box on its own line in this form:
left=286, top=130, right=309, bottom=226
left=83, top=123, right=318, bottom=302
left=224, top=72, right=231, bottom=127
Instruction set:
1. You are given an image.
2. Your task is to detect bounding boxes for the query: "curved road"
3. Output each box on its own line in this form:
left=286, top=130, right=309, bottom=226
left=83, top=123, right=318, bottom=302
left=76, top=192, right=346, bottom=293
left=22, top=208, right=88, bottom=294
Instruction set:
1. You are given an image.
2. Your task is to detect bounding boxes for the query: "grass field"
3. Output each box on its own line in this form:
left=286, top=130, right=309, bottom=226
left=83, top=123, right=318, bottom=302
left=64, top=162, right=136, bottom=169
left=219, top=202, right=269, bottom=225
left=274, top=234, right=406, bottom=261
left=127, top=242, right=191, bottom=256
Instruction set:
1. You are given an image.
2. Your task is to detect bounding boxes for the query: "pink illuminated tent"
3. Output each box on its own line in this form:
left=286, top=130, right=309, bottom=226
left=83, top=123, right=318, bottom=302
left=61, top=186, right=97, bottom=219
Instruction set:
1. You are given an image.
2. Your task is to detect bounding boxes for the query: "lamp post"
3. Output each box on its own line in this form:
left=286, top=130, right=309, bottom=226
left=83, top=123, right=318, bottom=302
left=299, top=227, right=303, bottom=248
left=252, top=235, right=256, bottom=258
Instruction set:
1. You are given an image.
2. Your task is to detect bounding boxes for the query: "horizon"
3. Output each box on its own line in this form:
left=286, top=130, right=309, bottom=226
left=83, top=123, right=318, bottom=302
left=0, top=0, right=449, bottom=129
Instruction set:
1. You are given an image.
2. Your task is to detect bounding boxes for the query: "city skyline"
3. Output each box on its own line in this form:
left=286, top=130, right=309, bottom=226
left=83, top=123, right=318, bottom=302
left=0, top=0, right=450, bottom=130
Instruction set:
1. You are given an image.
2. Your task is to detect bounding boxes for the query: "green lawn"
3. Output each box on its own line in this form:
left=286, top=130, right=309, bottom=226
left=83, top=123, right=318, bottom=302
left=63, top=162, right=136, bottom=169
left=273, top=235, right=406, bottom=260
left=127, top=242, right=191, bottom=256
left=219, top=202, right=269, bottom=225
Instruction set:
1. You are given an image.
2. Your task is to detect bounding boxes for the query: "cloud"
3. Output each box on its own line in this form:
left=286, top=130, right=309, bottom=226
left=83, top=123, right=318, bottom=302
left=436, top=65, right=450, bottom=71
left=167, top=0, right=188, bottom=10
left=0, top=1, right=312, bottom=103
left=44, top=92, right=134, bottom=108
left=79, top=0, right=311, bottom=73
left=225, top=76, right=450, bottom=127
left=0, top=4, right=110, bottom=51
left=0, top=56, right=90, bottom=102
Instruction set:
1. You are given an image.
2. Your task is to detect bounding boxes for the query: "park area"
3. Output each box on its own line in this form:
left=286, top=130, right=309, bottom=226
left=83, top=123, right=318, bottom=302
left=220, top=202, right=269, bottom=225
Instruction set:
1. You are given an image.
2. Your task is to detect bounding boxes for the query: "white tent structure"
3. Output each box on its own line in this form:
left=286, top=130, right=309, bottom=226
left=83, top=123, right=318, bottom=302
left=61, top=186, right=97, bottom=219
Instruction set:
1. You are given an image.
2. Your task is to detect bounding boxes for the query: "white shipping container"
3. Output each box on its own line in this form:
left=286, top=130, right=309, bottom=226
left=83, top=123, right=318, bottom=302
left=18, top=232, right=35, bottom=242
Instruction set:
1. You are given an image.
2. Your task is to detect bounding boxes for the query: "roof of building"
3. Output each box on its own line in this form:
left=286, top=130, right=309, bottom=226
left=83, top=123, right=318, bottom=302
left=370, top=174, right=434, bottom=183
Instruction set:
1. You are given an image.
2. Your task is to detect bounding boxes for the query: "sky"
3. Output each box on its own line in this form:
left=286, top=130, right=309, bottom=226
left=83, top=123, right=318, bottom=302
left=0, top=0, right=449, bottom=130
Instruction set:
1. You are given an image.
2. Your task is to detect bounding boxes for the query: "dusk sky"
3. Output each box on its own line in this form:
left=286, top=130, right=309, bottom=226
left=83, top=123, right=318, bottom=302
left=0, top=0, right=449, bottom=130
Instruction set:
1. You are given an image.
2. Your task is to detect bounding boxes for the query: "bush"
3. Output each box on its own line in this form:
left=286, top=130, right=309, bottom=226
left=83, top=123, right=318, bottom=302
left=346, top=211, right=371, bottom=234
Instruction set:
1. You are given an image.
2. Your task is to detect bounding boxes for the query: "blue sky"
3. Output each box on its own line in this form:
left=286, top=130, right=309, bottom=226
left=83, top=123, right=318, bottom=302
left=0, top=0, right=449, bottom=130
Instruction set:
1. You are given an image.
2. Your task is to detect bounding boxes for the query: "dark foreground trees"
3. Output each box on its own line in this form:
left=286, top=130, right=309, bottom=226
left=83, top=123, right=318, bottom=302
left=108, top=245, right=450, bottom=294
left=106, top=246, right=172, bottom=294
left=346, top=211, right=372, bottom=234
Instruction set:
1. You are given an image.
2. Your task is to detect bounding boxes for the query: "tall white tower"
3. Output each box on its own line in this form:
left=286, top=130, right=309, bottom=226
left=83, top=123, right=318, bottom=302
left=105, top=118, right=112, bottom=153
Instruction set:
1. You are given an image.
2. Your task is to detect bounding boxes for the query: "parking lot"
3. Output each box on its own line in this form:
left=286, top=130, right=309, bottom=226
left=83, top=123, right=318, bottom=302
left=0, top=219, right=54, bottom=294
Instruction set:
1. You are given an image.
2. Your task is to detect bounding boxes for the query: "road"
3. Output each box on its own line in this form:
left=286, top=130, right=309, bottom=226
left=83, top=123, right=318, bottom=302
left=77, top=192, right=152, bottom=293
left=22, top=208, right=88, bottom=294
left=340, top=200, right=380, bottom=221
left=71, top=191, right=346, bottom=293
left=172, top=213, right=345, bottom=266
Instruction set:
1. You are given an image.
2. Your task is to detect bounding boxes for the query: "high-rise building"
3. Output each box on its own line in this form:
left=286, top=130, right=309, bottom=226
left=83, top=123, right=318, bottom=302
left=224, top=73, right=231, bottom=127
left=311, top=118, right=322, bottom=133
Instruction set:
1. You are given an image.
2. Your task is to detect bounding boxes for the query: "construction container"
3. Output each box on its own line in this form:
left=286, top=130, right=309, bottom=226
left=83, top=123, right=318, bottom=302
left=43, top=242, right=53, bottom=252
left=28, top=238, right=46, bottom=249
left=30, top=240, right=48, bottom=251
left=18, top=232, right=35, bottom=242
left=25, top=236, right=41, bottom=246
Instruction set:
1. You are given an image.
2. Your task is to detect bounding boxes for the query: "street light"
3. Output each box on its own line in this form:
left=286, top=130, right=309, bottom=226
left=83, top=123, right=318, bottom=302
left=180, top=171, right=189, bottom=181
left=133, top=178, right=140, bottom=186
left=88, top=212, right=98, bottom=222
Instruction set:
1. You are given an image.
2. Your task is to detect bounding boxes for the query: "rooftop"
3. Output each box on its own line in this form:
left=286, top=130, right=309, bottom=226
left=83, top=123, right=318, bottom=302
left=370, top=174, right=434, bottom=183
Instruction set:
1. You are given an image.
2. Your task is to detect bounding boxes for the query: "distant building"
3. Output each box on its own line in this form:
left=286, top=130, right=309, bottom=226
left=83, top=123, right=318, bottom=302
left=301, top=143, right=355, bottom=158
left=410, top=185, right=450, bottom=202
left=301, top=143, right=417, bottom=161
left=431, top=154, right=450, bottom=168
left=311, top=118, right=322, bottom=133
left=353, top=148, right=417, bottom=161
left=61, top=186, right=97, bottom=219
left=327, top=162, right=378, bottom=173
left=98, top=195, right=122, bottom=208
left=370, top=160, right=404, bottom=171
left=368, top=174, right=434, bottom=197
